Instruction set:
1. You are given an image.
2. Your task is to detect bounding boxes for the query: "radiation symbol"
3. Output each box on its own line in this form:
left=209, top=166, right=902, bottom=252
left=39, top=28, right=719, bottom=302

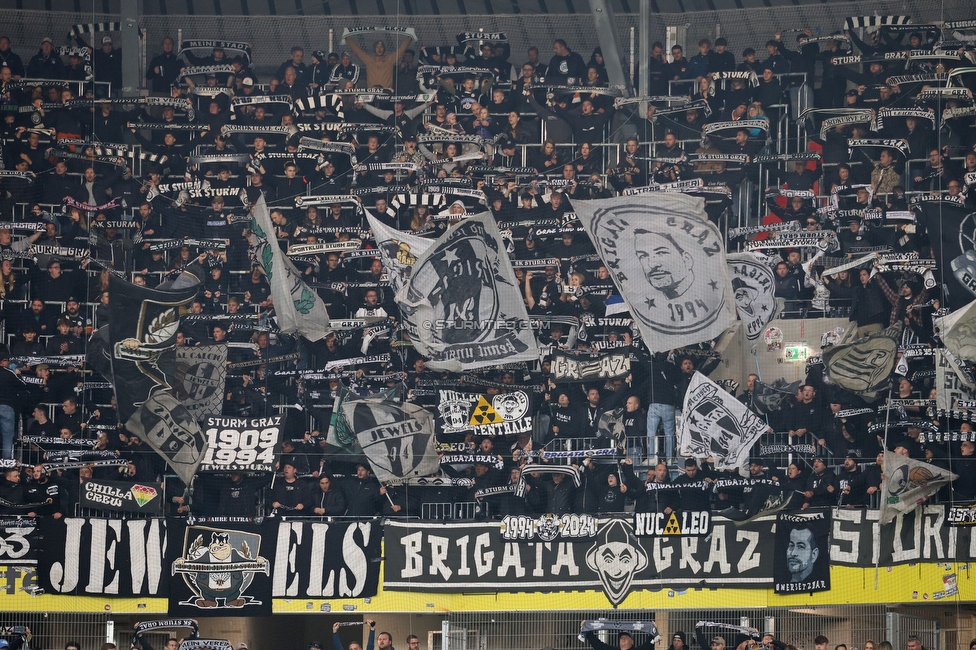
left=469, top=395, right=503, bottom=426
left=663, top=512, right=682, bottom=535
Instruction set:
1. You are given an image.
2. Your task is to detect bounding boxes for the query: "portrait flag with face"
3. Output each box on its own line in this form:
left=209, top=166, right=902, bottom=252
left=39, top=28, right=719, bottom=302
left=878, top=450, right=957, bottom=525
left=774, top=510, right=831, bottom=594
left=679, top=372, right=770, bottom=474
left=107, top=269, right=209, bottom=485
left=396, top=214, right=540, bottom=371
left=727, top=253, right=780, bottom=340
left=574, top=195, right=735, bottom=353
left=822, top=323, right=903, bottom=395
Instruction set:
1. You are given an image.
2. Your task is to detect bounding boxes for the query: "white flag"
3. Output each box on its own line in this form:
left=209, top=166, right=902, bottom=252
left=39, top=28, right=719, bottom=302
left=937, top=298, right=976, bottom=363
left=574, top=194, right=735, bottom=353
left=366, top=212, right=434, bottom=294
left=680, top=371, right=770, bottom=473
left=878, top=451, right=957, bottom=524
left=250, top=196, right=330, bottom=341
left=396, top=214, right=540, bottom=371
left=727, top=252, right=780, bottom=340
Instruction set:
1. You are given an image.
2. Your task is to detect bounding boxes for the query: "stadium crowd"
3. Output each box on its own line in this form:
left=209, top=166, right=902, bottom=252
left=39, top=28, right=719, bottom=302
left=0, top=17, right=974, bottom=521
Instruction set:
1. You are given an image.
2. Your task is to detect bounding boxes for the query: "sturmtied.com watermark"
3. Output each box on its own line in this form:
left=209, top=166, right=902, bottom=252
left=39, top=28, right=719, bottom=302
left=420, top=319, right=547, bottom=331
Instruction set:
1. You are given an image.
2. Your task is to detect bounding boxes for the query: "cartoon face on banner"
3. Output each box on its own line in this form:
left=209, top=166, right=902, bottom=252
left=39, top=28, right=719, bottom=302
left=764, top=327, right=783, bottom=351
left=173, top=526, right=269, bottom=610
left=583, top=519, right=648, bottom=607
left=728, top=253, right=779, bottom=340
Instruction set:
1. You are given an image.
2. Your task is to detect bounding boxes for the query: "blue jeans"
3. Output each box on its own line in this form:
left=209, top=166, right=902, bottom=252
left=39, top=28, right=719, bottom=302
left=646, top=403, right=676, bottom=462
left=0, top=404, right=16, bottom=460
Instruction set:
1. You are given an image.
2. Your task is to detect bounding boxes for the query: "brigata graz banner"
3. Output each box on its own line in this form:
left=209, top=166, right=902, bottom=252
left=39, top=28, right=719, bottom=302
left=385, top=506, right=976, bottom=606
left=36, top=518, right=382, bottom=599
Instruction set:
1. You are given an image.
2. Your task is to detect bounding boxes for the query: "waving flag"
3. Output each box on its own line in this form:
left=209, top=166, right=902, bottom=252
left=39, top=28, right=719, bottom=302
left=574, top=194, right=735, bottom=353
left=108, top=271, right=208, bottom=484
left=367, top=212, right=434, bottom=294
left=342, top=397, right=439, bottom=482
left=250, top=196, right=330, bottom=341
left=396, top=214, right=540, bottom=371
left=680, top=372, right=770, bottom=473
left=879, top=451, right=957, bottom=524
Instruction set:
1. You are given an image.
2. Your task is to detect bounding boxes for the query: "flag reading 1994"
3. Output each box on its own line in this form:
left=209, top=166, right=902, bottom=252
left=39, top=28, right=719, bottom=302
left=574, top=195, right=735, bottom=353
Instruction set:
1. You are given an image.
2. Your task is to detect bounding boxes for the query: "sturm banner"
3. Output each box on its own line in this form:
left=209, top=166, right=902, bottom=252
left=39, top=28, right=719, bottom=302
left=384, top=506, right=976, bottom=605
left=198, top=416, right=284, bottom=473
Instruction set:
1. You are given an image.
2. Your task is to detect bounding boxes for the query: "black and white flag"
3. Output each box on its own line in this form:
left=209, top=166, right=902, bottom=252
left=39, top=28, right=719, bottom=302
left=574, top=195, right=735, bottom=353
left=934, top=349, right=976, bottom=411
left=774, top=510, right=831, bottom=594
left=823, top=323, right=902, bottom=395
left=198, top=416, right=283, bottom=473
left=751, top=378, right=802, bottom=415
left=437, top=390, right=534, bottom=436
left=341, top=398, right=439, bottom=482
left=367, top=213, right=434, bottom=294
left=879, top=451, right=957, bottom=524
left=912, top=198, right=974, bottom=308
left=107, top=271, right=208, bottom=485
left=174, top=345, right=228, bottom=422
left=727, top=253, right=780, bottom=341
left=937, top=298, right=976, bottom=363
left=396, top=214, right=540, bottom=371
left=679, top=372, right=770, bottom=473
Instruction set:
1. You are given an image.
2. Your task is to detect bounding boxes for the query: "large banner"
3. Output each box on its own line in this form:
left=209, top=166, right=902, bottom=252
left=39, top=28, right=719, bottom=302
left=271, top=520, right=382, bottom=598
left=774, top=510, right=831, bottom=594
left=436, top=389, right=534, bottom=436
left=167, top=519, right=272, bottom=616
left=384, top=506, right=976, bottom=605
left=396, top=214, right=540, bottom=371
left=574, top=194, right=735, bottom=353
left=80, top=479, right=164, bottom=514
left=0, top=518, right=37, bottom=565
left=198, top=415, right=284, bottom=473
left=38, top=517, right=169, bottom=596
left=35, top=518, right=384, bottom=601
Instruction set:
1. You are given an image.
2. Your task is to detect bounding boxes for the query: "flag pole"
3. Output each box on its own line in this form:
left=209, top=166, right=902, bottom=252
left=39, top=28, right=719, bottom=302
left=874, top=378, right=895, bottom=589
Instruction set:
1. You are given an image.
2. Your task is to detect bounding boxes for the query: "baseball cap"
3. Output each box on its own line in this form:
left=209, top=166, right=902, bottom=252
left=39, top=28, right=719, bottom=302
left=242, top=77, right=254, bottom=87
left=102, top=36, right=113, bottom=44
left=0, top=640, right=10, bottom=649
left=41, top=37, right=52, bottom=44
